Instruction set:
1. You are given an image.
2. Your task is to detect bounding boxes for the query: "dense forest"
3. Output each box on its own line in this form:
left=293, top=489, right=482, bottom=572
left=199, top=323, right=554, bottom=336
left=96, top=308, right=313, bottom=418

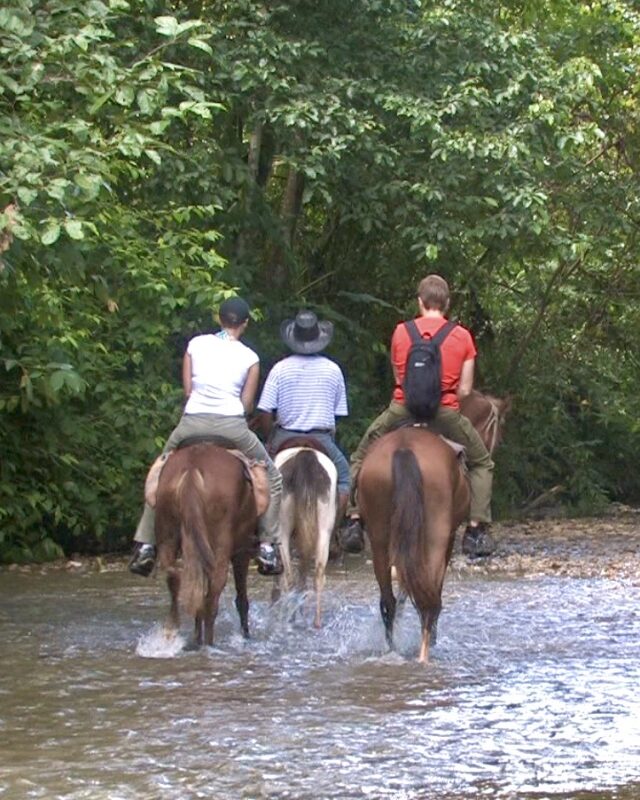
left=1, top=0, right=639, bottom=562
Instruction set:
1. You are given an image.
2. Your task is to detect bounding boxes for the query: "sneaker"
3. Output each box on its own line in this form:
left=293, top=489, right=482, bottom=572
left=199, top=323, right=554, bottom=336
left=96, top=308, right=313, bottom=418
left=128, top=543, right=157, bottom=577
left=256, top=543, right=283, bottom=576
left=340, top=518, right=365, bottom=554
left=462, top=523, right=495, bottom=558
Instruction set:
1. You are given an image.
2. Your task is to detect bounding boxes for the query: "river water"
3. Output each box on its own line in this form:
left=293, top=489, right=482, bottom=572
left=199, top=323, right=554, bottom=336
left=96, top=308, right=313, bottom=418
left=1, top=556, right=640, bottom=799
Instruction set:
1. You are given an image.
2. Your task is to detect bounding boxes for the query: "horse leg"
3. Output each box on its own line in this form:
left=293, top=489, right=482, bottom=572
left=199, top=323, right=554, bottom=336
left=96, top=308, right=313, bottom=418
left=202, top=586, right=215, bottom=647
left=418, top=608, right=441, bottom=663
left=313, top=562, right=326, bottom=629
left=201, top=560, right=229, bottom=647
left=313, top=500, right=334, bottom=630
left=371, top=540, right=396, bottom=650
left=232, top=551, right=251, bottom=638
left=272, top=502, right=294, bottom=605
left=165, top=567, right=181, bottom=637
left=418, top=623, right=431, bottom=664
left=194, top=614, right=203, bottom=648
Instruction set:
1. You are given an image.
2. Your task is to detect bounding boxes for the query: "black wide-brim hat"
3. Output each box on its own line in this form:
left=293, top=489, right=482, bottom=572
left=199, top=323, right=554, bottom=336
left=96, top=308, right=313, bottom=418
left=280, top=310, right=334, bottom=355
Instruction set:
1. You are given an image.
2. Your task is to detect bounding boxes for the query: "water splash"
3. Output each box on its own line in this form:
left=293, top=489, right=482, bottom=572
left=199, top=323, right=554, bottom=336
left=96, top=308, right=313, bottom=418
left=135, top=623, right=186, bottom=658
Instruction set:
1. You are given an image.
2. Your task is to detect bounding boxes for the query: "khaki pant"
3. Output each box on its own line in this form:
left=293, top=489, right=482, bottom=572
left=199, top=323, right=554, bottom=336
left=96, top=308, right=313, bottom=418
left=134, top=413, right=282, bottom=546
left=347, top=401, right=493, bottom=523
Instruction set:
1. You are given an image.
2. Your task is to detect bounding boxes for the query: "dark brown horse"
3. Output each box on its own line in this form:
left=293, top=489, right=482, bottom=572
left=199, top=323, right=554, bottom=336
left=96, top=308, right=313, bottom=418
left=358, top=391, right=510, bottom=662
left=155, top=443, right=258, bottom=647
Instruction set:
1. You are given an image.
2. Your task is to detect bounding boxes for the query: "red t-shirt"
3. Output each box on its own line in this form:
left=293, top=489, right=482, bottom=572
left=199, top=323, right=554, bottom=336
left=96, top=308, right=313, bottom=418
left=391, top=316, right=477, bottom=410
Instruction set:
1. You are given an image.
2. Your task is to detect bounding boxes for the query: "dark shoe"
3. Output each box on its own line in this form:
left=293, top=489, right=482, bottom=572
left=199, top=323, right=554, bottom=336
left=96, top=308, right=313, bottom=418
left=128, top=543, right=157, bottom=577
left=340, top=518, right=365, bottom=554
left=256, top=543, right=283, bottom=576
left=462, top=523, right=495, bottom=558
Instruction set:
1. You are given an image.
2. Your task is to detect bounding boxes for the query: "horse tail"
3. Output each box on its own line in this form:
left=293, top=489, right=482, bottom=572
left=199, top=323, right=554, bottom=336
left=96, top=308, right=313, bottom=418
left=176, top=467, right=215, bottom=617
left=286, top=450, right=329, bottom=562
left=389, top=449, right=439, bottom=615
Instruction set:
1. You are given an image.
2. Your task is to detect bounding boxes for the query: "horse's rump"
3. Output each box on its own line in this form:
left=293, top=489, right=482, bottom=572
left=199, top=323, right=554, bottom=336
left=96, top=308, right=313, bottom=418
left=359, top=427, right=469, bottom=658
left=155, top=444, right=257, bottom=616
left=275, top=446, right=335, bottom=561
left=363, top=430, right=461, bottom=603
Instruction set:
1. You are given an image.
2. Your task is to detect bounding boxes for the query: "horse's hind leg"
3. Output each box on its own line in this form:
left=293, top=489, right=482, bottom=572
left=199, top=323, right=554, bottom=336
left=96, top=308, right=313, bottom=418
left=418, top=625, right=431, bottom=664
left=202, top=590, right=215, bottom=647
left=203, top=564, right=228, bottom=647
left=232, top=552, right=251, bottom=638
left=312, top=495, right=334, bottom=630
left=165, top=567, right=181, bottom=637
left=194, top=614, right=203, bottom=647
left=418, top=608, right=440, bottom=663
left=313, top=562, right=326, bottom=630
left=371, top=540, right=396, bottom=650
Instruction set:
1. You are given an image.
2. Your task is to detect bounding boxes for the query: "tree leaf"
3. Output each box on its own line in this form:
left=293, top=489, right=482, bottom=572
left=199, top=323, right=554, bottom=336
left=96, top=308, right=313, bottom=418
left=64, top=219, right=84, bottom=240
left=41, top=222, right=61, bottom=246
left=154, top=15, right=179, bottom=37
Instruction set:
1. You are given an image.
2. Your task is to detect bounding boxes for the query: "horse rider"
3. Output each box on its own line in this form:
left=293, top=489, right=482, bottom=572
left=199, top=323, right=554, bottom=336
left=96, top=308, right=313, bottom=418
left=342, top=274, right=496, bottom=558
left=128, top=297, right=284, bottom=578
left=256, top=309, right=351, bottom=528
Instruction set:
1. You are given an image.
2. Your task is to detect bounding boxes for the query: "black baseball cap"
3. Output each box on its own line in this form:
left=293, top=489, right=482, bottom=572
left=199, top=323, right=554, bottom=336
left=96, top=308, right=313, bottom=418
left=219, top=297, right=250, bottom=326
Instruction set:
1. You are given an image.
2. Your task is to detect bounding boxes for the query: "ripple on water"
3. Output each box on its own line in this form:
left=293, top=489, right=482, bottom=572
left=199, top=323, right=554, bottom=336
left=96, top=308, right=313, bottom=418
left=1, top=569, right=640, bottom=799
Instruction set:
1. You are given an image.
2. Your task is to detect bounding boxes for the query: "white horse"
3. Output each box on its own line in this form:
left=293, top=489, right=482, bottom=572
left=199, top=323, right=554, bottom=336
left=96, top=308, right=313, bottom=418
left=273, top=443, right=338, bottom=628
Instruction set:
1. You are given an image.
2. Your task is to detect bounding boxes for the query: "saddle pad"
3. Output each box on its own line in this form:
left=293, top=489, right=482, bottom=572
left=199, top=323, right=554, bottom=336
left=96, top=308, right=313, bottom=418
left=143, top=446, right=270, bottom=516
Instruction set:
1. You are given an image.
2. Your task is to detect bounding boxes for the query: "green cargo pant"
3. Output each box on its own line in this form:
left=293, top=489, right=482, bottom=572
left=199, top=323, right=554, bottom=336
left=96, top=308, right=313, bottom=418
left=134, top=412, right=282, bottom=546
left=347, top=401, right=493, bottom=523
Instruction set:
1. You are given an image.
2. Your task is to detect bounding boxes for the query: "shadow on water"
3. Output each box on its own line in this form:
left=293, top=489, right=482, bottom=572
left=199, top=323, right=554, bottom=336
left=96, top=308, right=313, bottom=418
left=1, top=559, right=640, bottom=799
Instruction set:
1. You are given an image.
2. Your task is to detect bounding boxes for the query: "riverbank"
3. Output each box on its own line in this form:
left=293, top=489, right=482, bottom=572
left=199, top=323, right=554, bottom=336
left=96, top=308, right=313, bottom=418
left=3, top=505, right=640, bottom=582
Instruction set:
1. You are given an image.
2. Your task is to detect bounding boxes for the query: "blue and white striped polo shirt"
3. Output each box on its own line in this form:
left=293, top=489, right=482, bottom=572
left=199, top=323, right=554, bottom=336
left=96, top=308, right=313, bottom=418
left=257, top=354, right=348, bottom=431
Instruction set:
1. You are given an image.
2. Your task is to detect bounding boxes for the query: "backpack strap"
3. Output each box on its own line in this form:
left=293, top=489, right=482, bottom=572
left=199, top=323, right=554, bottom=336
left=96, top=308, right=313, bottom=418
left=430, top=320, right=457, bottom=346
left=405, top=319, right=456, bottom=344
left=404, top=319, right=423, bottom=343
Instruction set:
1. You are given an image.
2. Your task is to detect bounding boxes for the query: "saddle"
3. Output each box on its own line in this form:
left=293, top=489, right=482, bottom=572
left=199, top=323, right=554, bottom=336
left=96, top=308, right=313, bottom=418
left=269, top=434, right=329, bottom=459
left=394, top=419, right=467, bottom=463
left=144, top=438, right=270, bottom=516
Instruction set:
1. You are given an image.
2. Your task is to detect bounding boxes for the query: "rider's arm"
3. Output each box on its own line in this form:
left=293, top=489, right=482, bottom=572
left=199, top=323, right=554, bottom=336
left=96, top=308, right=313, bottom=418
left=457, top=358, right=475, bottom=400
left=241, top=362, right=260, bottom=415
left=256, top=410, right=274, bottom=439
left=182, top=352, right=192, bottom=398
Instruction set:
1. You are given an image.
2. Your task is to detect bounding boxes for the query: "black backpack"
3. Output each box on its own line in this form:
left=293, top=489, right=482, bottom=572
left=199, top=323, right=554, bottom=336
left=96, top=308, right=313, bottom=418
left=403, top=319, right=457, bottom=421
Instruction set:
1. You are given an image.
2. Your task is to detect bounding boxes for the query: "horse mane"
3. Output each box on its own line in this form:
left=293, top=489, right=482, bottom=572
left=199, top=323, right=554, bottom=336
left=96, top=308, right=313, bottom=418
left=461, top=390, right=512, bottom=454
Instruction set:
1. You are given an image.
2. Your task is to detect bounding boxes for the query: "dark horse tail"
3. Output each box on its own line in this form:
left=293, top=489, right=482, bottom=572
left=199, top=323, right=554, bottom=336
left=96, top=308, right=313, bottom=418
left=389, top=449, right=440, bottom=618
left=175, top=467, right=216, bottom=617
left=284, top=449, right=330, bottom=562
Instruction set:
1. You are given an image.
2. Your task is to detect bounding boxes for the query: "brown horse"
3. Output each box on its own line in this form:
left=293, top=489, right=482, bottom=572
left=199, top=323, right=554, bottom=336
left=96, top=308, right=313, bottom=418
left=155, top=443, right=258, bottom=647
left=359, top=391, right=510, bottom=662
left=359, top=427, right=469, bottom=662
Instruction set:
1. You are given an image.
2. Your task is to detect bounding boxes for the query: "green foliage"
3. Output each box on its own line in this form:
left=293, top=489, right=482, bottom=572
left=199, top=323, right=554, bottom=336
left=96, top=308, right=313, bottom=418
left=1, top=0, right=640, bottom=560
